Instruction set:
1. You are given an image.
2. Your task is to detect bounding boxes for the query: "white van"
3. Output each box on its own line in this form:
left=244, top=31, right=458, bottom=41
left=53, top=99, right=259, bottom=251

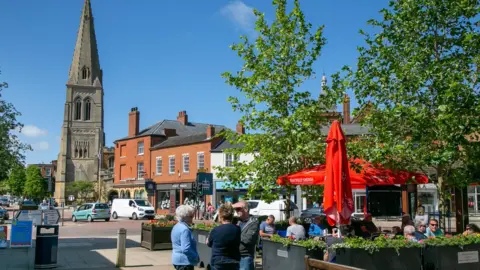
left=248, top=199, right=298, bottom=221
left=111, top=199, right=155, bottom=220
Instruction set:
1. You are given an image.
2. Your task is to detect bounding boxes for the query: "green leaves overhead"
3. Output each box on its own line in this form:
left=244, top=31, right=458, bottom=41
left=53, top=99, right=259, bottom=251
left=217, top=0, right=334, bottom=202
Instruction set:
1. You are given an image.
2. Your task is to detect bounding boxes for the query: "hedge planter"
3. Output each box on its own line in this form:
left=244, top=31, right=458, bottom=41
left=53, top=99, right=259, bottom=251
left=335, top=247, right=422, bottom=270
left=140, top=224, right=173, bottom=250
left=192, top=229, right=212, bottom=269
left=262, top=238, right=324, bottom=270
left=423, top=244, right=480, bottom=270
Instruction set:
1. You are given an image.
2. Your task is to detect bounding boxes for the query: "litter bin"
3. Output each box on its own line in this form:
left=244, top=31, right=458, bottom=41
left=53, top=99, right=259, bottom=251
left=35, top=225, right=59, bottom=269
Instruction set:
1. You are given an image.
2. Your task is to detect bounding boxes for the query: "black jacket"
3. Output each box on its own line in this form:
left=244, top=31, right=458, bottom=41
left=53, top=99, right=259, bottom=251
left=238, top=218, right=259, bottom=257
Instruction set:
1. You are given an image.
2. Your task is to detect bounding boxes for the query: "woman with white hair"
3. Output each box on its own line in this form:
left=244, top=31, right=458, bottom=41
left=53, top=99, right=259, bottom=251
left=403, top=225, right=418, bottom=242
left=171, top=205, right=199, bottom=270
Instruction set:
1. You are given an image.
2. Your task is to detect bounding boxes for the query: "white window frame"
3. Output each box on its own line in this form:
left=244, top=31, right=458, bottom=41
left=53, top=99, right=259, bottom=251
left=225, top=153, right=234, bottom=167
left=182, top=154, right=190, bottom=173
left=156, top=157, right=162, bottom=175
left=137, top=162, right=144, bottom=180
left=137, top=141, right=144, bottom=155
left=197, top=152, right=205, bottom=169
left=169, top=155, right=175, bottom=175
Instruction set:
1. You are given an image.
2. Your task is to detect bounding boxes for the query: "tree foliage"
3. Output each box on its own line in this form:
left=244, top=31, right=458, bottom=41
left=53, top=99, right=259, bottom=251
left=67, top=181, right=95, bottom=203
left=343, top=0, right=480, bottom=218
left=216, top=0, right=332, bottom=203
left=7, top=164, right=26, bottom=196
left=0, top=69, right=31, bottom=180
left=24, top=165, right=47, bottom=200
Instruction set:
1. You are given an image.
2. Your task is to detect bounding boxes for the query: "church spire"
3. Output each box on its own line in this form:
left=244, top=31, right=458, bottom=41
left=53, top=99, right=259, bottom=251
left=67, top=0, right=102, bottom=86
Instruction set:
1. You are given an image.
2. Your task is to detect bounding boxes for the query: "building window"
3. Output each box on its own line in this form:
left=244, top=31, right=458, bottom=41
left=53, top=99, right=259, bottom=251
left=45, top=168, right=51, bottom=177
left=120, top=145, right=126, bottom=157
left=74, top=98, right=82, bottom=120
left=137, top=141, right=144, bottom=155
left=169, top=156, right=175, bottom=175
left=108, top=157, right=114, bottom=169
left=82, top=66, right=90, bottom=79
left=183, top=154, right=190, bottom=173
left=156, top=157, right=162, bottom=175
left=137, top=162, right=144, bottom=180
left=84, top=98, right=91, bottom=120
left=197, top=152, right=205, bottom=169
left=225, top=153, right=239, bottom=167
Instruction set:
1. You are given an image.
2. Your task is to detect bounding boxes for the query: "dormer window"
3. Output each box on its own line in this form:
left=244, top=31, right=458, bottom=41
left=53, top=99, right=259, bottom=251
left=82, top=66, right=90, bottom=79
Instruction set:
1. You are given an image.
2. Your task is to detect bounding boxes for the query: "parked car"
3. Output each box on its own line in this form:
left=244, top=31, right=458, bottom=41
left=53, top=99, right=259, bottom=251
left=19, top=200, right=38, bottom=210
left=39, top=203, right=52, bottom=210
left=111, top=199, right=155, bottom=220
left=249, top=199, right=299, bottom=221
left=72, top=203, right=110, bottom=222
left=300, top=207, right=325, bottom=223
left=0, top=207, right=9, bottom=220
left=0, top=197, right=9, bottom=207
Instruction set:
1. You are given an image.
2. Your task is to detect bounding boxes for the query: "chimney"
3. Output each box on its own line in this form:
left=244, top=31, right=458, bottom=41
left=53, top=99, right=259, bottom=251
left=206, top=125, right=215, bottom=139
left=177, top=110, right=188, bottom=125
left=128, top=107, right=140, bottom=137
left=236, top=120, right=245, bottom=135
left=343, top=94, right=351, bottom=124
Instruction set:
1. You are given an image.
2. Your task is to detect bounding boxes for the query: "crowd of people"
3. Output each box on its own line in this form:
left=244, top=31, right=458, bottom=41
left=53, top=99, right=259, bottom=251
left=171, top=201, right=259, bottom=270
left=170, top=201, right=480, bottom=270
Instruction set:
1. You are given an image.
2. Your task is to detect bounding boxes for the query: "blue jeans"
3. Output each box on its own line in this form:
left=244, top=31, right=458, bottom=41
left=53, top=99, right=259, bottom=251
left=239, top=256, right=254, bottom=270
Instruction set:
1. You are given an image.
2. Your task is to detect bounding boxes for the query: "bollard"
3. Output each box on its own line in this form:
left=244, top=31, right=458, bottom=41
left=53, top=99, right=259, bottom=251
left=116, top=228, right=127, bottom=267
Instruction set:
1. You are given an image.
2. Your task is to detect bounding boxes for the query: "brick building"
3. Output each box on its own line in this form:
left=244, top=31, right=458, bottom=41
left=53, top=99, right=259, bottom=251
left=30, top=161, right=57, bottom=193
left=113, top=108, right=236, bottom=214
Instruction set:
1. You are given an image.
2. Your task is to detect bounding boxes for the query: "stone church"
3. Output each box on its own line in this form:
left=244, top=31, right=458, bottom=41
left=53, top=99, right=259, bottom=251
left=55, top=0, right=105, bottom=202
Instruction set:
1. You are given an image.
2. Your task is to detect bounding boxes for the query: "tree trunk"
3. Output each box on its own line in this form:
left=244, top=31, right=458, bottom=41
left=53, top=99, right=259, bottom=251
left=436, top=174, right=447, bottom=230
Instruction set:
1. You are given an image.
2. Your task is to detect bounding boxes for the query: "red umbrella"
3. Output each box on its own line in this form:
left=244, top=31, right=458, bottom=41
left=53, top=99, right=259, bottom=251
left=323, top=121, right=354, bottom=226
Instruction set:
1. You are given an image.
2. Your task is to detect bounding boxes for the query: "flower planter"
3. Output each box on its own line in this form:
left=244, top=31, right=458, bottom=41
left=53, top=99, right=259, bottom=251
left=335, top=247, right=422, bottom=270
left=423, top=244, right=480, bottom=270
left=140, top=223, right=173, bottom=250
left=262, top=238, right=324, bottom=270
left=192, top=229, right=212, bottom=269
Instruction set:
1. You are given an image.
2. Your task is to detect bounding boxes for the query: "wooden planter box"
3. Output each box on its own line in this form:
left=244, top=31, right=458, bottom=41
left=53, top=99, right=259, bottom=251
left=140, top=224, right=173, bottom=250
left=335, top=247, right=422, bottom=270
left=262, top=238, right=324, bottom=270
left=192, top=229, right=212, bottom=269
left=423, top=244, right=480, bottom=270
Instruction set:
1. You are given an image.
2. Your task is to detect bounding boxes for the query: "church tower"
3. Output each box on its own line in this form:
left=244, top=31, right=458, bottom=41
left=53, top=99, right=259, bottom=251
left=55, top=0, right=104, bottom=202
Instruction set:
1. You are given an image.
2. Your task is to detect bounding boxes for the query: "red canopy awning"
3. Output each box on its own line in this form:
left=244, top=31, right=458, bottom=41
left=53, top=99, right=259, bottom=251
left=277, top=159, right=428, bottom=188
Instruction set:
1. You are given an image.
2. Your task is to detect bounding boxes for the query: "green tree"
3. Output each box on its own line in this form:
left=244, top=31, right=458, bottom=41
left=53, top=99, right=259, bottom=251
left=344, top=0, right=480, bottom=223
left=24, top=165, right=47, bottom=200
left=67, top=181, right=95, bottom=204
left=7, top=164, right=26, bottom=196
left=216, top=0, right=331, bottom=209
left=0, top=69, right=31, bottom=181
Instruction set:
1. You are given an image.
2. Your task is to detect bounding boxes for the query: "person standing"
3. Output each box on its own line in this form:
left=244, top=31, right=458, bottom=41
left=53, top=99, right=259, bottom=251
left=233, top=201, right=259, bottom=270
left=207, top=203, right=241, bottom=270
left=171, top=205, right=199, bottom=270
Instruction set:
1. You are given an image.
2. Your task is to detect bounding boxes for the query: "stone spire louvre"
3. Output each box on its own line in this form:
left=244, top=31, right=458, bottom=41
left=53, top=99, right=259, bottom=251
left=67, top=0, right=102, bottom=86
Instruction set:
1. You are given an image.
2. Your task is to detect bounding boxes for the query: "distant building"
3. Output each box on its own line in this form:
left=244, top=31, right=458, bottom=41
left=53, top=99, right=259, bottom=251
left=29, top=161, right=56, bottom=194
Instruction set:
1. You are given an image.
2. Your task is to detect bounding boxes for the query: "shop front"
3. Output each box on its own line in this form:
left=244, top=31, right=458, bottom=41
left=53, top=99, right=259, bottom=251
left=156, top=182, right=201, bottom=215
left=213, top=180, right=251, bottom=207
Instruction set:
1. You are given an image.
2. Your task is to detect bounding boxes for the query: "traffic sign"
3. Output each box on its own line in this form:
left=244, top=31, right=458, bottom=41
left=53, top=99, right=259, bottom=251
left=42, top=209, right=60, bottom=225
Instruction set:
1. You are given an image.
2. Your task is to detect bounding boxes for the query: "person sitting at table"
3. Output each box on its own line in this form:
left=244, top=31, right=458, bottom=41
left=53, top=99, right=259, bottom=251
left=308, top=216, right=328, bottom=237
left=463, top=223, right=480, bottom=236
left=425, top=219, right=443, bottom=238
left=403, top=225, right=419, bottom=242
left=414, top=221, right=427, bottom=241
left=362, top=213, right=378, bottom=233
left=392, top=226, right=403, bottom=237
left=259, top=215, right=276, bottom=238
left=286, top=217, right=306, bottom=240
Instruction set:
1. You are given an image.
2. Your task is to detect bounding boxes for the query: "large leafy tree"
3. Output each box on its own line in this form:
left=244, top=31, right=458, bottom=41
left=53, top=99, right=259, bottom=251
left=0, top=69, right=31, bottom=180
left=67, top=181, right=95, bottom=204
left=7, top=164, right=26, bottom=196
left=24, top=165, right=47, bottom=200
left=216, top=0, right=332, bottom=206
left=345, top=0, right=480, bottom=221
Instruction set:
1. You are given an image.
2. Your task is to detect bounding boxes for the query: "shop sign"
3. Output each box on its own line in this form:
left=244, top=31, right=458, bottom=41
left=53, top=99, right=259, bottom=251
left=145, top=181, right=157, bottom=196
left=172, top=183, right=189, bottom=189
left=196, top=172, right=213, bottom=195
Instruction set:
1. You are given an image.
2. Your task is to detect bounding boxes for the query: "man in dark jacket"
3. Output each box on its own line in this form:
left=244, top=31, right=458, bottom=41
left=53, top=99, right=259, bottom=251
left=233, top=201, right=259, bottom=270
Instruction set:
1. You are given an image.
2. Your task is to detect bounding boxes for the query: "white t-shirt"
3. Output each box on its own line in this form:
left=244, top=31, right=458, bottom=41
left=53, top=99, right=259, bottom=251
left=286, top=224, right=306, bottom=240
left=414, top=214, right=428, bottom=225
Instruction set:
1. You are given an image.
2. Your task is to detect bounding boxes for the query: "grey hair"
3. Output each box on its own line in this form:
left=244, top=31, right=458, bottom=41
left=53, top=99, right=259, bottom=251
left=404, top=225, right=415, bottom=235
left=415, top=220, right=426, bottom=228
left=175, top=204, right=195, bottom=222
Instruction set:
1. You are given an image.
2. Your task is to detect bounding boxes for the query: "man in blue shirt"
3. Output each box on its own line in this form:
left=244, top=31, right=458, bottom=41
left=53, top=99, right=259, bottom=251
left=309, top=215, right=327, bottom=237
left=259, top=215, right=276, bottom=238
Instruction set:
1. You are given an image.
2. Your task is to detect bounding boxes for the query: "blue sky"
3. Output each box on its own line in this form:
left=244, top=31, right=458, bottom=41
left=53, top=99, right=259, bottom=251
left=0, top=0, right=387, bottom=165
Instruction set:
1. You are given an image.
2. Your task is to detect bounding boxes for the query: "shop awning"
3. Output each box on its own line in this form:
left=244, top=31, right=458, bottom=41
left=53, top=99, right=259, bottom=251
left=277, top=159, right=428, bottom=188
